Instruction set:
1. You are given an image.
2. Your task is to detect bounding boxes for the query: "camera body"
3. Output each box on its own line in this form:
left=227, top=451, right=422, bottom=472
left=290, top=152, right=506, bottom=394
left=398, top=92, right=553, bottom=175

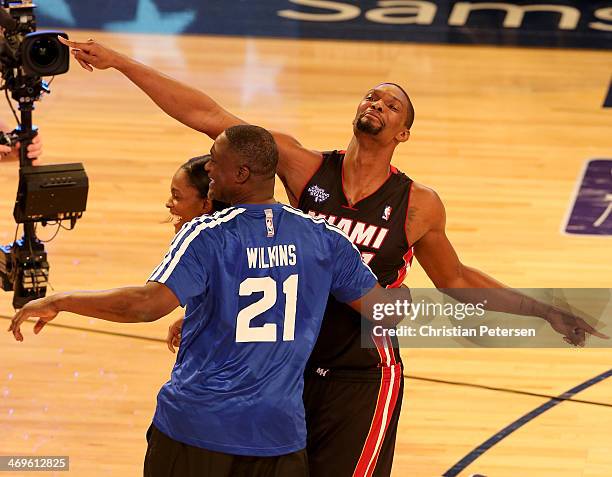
left=0, top=1, right=87, bottom=309
left=0, top=1, right=70, bottom=102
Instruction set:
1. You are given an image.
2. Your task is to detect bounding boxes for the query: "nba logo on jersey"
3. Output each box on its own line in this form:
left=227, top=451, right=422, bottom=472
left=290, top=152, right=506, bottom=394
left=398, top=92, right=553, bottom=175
left=265, top=208, right=275, bottom=237
left=382, top=205, right=392, bottom=221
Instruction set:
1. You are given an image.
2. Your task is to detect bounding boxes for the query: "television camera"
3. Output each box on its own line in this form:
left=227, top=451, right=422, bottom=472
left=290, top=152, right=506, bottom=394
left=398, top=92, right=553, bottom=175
left=0, top=1, right=88, bottom=308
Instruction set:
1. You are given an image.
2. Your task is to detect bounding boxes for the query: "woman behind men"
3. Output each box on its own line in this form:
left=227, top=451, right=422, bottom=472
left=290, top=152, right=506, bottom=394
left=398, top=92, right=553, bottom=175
left=164, top=154, right=227, bottom=351
left=166, top=154, right=227, bottom=233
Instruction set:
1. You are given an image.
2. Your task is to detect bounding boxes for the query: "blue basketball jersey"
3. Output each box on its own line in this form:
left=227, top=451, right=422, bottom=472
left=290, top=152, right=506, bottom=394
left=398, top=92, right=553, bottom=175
left=148, top=203, right=377, bottom=456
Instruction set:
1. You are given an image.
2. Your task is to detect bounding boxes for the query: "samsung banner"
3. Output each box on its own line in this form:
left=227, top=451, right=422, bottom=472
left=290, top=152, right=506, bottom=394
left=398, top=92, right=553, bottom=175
left=38, top=1, right=611, bottom=49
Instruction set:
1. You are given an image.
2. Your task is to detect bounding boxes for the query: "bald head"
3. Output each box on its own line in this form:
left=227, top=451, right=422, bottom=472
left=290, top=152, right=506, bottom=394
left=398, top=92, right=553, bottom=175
left=378, top=82, right=415, bottom=130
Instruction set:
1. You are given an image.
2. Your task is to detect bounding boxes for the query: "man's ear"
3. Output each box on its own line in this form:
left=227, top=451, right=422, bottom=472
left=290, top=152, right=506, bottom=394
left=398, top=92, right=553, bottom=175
left=201, top=198, right=213, bottom=215
left=396, top=129, right=410, bottom=143
left=236, top=165, right=251, bottom=184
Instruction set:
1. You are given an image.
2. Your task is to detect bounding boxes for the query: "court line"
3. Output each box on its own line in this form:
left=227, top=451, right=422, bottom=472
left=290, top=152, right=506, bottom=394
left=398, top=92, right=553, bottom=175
left=2, top=314, right=611, bottom=409
left=604, top=78, right=612, bottom=108
left=0, top=314, right=166, bottom=344
left=406, top=374, right=612, bottom=409
left=442, top=368, right=612, bottom=477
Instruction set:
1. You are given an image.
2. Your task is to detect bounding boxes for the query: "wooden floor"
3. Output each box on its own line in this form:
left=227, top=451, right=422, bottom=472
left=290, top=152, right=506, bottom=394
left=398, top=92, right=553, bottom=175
left=1, top=30, right=611, bottom=476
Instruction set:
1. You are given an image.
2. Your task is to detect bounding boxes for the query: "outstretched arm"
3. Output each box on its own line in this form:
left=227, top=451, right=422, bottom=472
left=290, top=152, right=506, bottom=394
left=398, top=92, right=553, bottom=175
left=58, top=37, right=323, bottom=204
left=412, top=187, right=608, bottom=346
left=58, top=36, right=243, bottom=138
left=8, top=281, right=180, bottom=341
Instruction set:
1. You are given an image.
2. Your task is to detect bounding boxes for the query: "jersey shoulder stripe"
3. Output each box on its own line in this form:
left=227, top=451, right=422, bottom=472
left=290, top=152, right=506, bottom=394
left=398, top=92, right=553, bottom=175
left=148, top=207, right=238, bottom=281
left=282, top=203, right=349, bottom=239
left=149, top=207, right=245, bottom=283
left=281, top=205, right=377, bottom=279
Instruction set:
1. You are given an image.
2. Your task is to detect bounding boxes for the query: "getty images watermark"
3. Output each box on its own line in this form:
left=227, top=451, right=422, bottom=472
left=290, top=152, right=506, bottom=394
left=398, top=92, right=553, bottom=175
left=361, top=288, right=611, bottom=348
left=371, top=299, right=537, bottom=338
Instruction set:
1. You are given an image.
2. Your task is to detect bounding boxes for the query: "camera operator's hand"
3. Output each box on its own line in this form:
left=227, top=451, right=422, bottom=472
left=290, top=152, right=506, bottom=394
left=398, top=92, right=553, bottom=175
left=58, top=36, right=121, bottom=72
left=0, top=143, right=11, bottom=158
left=0, top=136, right=43, bottom=163
left=15, top=134, right=43, bottom=162
left=7, top=294, right=61, bottom=342
left=0, top=119, right=43, bottom=163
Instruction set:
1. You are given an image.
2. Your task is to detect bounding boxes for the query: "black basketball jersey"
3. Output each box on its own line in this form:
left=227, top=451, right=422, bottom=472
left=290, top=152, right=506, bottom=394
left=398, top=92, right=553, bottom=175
left=298, top=150, right=414, bottom=371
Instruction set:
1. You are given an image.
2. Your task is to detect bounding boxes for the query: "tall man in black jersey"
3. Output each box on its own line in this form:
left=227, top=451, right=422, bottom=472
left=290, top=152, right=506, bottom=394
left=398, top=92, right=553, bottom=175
left=59, top=36, right=605, bottom=477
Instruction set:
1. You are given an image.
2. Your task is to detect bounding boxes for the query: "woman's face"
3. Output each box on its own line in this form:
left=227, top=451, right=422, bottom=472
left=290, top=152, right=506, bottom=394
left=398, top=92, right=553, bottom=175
left=166, top=168, right=212, bottom=232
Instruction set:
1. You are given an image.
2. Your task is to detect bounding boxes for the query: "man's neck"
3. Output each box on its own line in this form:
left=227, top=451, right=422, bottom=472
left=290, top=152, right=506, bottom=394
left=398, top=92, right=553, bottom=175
left=231, top=196, right=277, bottom=206
left=343, top=135, right=395, bottom=206
left=230, top=184, right=277, bottom=206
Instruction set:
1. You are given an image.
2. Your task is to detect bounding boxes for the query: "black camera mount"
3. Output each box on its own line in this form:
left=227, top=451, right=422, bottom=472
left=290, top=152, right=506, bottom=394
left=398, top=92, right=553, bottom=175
left=0, top=1, right=88, bottom=308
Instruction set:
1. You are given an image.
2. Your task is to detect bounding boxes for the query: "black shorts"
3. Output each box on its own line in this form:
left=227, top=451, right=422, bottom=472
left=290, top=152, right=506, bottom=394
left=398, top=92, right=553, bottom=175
left=303, top=364, right=403, bottom=477
left=144, top=424, right=309, bottom=477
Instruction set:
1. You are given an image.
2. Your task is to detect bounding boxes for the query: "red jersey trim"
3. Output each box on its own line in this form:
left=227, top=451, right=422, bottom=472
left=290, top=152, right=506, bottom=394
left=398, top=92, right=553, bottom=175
left=387, top=248, right=414, bottom=289
left=404, top=180, right=414, bottom=249
left=352, top=365, right=402, bottom=477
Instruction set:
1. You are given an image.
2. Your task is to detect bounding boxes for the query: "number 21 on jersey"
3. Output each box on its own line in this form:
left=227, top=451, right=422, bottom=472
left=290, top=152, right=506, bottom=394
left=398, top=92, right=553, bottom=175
left=235, top=274, right=299, bottom=343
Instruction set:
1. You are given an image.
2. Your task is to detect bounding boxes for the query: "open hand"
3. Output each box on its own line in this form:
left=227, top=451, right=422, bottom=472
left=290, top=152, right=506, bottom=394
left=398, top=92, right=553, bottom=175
left=7, top=295, right=61, bottom=342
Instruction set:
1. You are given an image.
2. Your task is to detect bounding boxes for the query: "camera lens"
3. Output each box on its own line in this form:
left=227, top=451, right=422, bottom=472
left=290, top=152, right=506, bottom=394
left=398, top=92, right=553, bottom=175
left=22, top=31, right=70, bottom=76
left=30, top=37, right=59, bottom=67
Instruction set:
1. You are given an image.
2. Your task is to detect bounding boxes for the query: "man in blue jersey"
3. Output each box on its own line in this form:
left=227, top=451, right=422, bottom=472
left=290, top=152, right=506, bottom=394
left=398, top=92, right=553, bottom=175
left=8, top=124, right=404, bottom=477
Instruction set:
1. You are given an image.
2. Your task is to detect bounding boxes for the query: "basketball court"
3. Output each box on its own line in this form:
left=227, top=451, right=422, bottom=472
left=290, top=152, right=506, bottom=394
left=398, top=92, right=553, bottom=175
left=0, top=3, right=611, bottom=475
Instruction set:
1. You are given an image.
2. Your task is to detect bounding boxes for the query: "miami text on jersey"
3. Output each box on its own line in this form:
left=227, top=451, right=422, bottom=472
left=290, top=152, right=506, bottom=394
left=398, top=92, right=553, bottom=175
left=308, top=211, right=389, bottom=264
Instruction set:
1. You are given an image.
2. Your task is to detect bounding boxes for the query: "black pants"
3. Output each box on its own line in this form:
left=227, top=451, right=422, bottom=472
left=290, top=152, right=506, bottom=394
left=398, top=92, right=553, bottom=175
left=304, top=364, right=404, bottom=477
left=144, top=424, right=309, bottom=477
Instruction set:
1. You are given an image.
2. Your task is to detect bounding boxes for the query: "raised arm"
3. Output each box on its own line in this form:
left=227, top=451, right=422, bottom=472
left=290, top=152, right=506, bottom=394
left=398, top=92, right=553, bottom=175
left=58, top=36, right=243, bottom=138
left=8, top=281, right=180, bottom=341
left=272, top=132, right=323, bottom=205
left=59, top=37, right=323, bottom=205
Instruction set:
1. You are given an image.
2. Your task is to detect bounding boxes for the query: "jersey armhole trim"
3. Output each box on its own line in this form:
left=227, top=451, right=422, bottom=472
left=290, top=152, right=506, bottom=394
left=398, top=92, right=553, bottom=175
left=404, top=180, right=414, bottom=249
